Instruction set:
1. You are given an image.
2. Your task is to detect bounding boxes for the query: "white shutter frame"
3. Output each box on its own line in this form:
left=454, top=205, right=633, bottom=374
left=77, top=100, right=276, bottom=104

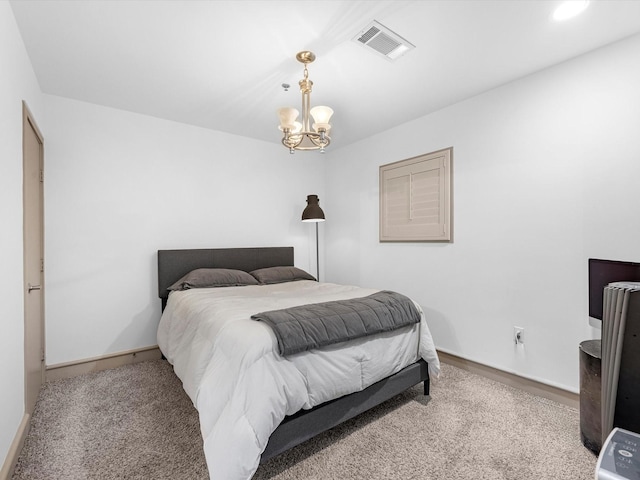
left=379, top=147, right=452, bottom=242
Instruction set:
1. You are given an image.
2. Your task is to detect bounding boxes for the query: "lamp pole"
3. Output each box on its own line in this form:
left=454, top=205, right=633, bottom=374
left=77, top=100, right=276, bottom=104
left=315, top=221, right=320, bottom=281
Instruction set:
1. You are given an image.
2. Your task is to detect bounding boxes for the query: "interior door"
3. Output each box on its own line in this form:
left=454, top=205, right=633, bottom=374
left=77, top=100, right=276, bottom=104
left=23, top=102, right=45, bottom=415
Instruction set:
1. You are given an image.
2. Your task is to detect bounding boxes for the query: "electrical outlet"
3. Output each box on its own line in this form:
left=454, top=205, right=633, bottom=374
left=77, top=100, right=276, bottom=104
left=514, top=327, right=524, bottom=345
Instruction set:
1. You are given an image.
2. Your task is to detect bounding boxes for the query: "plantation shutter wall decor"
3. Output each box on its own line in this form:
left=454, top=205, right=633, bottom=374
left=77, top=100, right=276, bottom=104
left=379, top=147, right=452, bottom=242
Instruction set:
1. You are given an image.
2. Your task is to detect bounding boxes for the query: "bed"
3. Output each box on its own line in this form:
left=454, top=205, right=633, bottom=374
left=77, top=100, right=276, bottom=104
left=157, top=246, right=440, bottom=479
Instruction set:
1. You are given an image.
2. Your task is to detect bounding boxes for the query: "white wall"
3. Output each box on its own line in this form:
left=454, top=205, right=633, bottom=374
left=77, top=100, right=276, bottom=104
left=43, top=95, right=325, bottom=365
left=0, top=1, right=44, bottom=470
left=324, top=33, right=640, bottom=392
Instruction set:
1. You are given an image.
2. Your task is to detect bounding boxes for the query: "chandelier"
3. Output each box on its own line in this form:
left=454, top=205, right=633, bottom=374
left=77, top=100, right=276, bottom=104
left=277, top=51, right=333, bottom=154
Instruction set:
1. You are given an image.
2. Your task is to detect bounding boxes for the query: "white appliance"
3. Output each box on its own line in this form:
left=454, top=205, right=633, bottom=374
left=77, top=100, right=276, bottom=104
left=596, top=428, right=640, bottom=480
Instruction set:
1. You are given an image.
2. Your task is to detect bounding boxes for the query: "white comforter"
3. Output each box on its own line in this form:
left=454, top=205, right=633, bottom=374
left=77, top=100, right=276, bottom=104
left=157, top=280, right=440, bottom=480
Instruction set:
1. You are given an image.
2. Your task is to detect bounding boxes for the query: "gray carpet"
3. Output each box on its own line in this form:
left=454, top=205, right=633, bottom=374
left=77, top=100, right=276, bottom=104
left=12, top=360, right=597, bottom=479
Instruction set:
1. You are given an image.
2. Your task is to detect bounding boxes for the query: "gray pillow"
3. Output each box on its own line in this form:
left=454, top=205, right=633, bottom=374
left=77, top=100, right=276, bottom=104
left=168, top=268, right=259, bottom=291
left=249, top=266, right=316, bottom=285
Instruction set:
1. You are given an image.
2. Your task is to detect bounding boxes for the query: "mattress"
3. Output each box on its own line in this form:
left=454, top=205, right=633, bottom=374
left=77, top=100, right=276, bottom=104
left=158, top=280, right=440, bottom=479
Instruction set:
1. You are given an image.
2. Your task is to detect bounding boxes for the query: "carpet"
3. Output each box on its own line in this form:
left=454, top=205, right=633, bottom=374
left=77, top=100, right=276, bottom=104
left=12, top=360, right=597, bottom=479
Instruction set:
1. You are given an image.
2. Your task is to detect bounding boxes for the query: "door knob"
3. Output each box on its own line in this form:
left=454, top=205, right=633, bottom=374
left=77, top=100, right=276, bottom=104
left=27, top=283, right=41, bottom=293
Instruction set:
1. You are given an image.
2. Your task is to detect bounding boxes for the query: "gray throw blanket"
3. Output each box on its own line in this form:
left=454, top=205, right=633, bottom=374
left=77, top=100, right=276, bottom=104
left=251, top=290, right=421, bottom=356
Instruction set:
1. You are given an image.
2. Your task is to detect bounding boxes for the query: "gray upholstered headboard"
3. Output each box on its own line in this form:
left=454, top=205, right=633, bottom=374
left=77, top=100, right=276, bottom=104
left=157, top=246, right=294, bottom=306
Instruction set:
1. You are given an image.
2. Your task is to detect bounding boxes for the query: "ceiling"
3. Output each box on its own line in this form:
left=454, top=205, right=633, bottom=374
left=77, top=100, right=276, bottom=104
left=10, top=0, right=640, bottom=150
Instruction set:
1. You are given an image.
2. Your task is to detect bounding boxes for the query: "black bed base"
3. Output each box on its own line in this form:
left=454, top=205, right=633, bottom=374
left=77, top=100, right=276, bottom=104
left=261, top=359, right=429, bottom=463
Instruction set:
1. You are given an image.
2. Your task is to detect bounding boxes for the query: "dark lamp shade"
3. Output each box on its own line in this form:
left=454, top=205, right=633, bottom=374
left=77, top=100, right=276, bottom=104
left=301, top=194, right=325, bottom=222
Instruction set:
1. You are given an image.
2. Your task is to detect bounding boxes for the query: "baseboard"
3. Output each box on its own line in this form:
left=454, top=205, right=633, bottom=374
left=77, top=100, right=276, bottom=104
left=0, top=413, right=30, bottom=480
left=437, top=350, right=579, bottom=409
left=46, top=345, right=162, bottom=382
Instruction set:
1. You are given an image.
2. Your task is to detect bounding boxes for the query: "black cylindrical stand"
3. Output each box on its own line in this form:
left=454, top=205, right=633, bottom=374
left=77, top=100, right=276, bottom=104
left=579, top=339, right=602, bottom=454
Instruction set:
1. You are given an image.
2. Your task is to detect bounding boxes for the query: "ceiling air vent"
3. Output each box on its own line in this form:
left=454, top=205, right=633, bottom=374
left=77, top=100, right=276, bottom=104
left=352, top=20, right=415, bottom=61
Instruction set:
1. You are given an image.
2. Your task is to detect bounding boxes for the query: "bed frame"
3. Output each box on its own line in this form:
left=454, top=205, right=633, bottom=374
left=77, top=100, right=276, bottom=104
left=157, top=246, right=430, bottom=463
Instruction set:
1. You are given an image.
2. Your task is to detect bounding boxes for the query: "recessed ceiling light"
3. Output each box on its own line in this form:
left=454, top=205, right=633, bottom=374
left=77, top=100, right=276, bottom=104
left=553, top=1, right=589, bottom=21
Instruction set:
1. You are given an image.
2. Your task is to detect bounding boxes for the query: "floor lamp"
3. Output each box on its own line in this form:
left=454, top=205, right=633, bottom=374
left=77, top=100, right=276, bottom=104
left=301, top=194, right=325, bottom=281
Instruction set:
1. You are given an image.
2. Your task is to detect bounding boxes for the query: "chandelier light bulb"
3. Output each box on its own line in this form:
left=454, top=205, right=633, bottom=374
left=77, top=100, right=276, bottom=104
left=291, top=121, right=302, bottom=134
left=310, top=106, right=334, bottom=132
left=277, top=107, right=299, bottom=131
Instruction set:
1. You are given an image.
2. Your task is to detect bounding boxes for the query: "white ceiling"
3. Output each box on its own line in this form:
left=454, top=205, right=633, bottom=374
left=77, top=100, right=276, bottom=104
left=10, top=0, right=640, bottom=150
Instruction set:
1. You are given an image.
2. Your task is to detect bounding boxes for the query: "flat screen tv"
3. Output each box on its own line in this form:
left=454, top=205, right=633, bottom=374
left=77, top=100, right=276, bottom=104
left=589, top=258, right=640, bottom=321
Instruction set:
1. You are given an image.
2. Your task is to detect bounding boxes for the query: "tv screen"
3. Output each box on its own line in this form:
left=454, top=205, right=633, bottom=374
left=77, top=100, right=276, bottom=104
left=589, top=258, right=640, bottom=321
